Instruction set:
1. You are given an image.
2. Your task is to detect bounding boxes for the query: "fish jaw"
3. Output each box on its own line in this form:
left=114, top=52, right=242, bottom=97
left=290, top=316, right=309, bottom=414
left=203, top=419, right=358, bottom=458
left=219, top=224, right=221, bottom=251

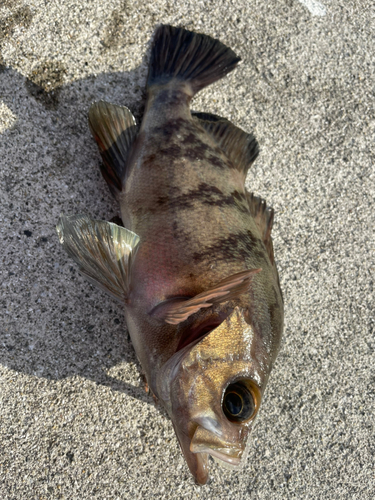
left=172, top=414, right=252, bottom=484
left=173, top=422, right=210, bottom=485
left=190, top=425, right=246, bottom=467
left=156, top=307, right=268, bottom=483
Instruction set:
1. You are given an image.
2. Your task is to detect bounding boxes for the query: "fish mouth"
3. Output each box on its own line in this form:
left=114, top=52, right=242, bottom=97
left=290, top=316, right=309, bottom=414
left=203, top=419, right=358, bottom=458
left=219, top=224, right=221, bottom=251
left=192, top=446, right=242, bottom=467
left=190, top=425, right=244, bottom=469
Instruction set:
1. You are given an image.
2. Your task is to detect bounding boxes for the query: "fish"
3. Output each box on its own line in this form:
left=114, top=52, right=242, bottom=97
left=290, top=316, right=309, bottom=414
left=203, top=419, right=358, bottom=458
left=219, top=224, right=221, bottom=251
left=56, top=24, right=284, bottom=485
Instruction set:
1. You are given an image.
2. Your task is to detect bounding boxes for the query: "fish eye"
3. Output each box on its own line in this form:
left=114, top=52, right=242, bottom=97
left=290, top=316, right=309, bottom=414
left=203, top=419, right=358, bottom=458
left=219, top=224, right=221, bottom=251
left=222, top=381, right=259, bottom=423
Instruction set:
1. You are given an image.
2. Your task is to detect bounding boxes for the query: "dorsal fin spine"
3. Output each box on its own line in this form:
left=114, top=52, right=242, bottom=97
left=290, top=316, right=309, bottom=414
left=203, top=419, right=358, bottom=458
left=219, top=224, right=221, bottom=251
left=192, top=111, right=259, bottom=179
left=246, top=191, right=275, bottom=265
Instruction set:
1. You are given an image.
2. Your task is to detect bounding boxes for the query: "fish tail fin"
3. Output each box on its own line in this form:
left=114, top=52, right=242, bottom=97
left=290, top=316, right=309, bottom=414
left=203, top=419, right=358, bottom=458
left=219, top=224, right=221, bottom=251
left=147, top=25, right=241, bottom=95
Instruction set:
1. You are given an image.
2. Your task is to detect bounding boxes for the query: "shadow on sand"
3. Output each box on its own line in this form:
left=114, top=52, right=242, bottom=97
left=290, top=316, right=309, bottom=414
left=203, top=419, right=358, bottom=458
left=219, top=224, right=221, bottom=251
left=0, top=41, right=170, bottom=412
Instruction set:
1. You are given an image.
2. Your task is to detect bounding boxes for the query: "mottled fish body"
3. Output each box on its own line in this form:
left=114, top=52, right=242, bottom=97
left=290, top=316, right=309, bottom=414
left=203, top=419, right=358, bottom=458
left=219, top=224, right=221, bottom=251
left=57, top=25, right=284, bottom=484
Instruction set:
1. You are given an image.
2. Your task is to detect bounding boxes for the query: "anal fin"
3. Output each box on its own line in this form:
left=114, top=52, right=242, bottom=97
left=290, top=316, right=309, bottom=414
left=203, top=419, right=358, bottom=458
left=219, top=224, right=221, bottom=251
left=89, top=101, right=137, bottom=198
left=56, top=214, right=140, bottom=301
left=192, top=111, right=259, bottom=180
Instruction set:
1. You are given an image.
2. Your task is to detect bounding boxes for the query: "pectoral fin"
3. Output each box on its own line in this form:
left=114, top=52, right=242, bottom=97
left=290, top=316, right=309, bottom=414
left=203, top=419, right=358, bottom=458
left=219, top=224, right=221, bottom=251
left=152, top=269, right=261, bottom=325
left=56, top=214, right=140, bottom=301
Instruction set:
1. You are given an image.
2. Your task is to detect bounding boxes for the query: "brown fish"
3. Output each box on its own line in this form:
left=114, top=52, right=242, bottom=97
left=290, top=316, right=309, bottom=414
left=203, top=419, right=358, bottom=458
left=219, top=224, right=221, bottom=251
left=56, top=25, right=283, bottom=485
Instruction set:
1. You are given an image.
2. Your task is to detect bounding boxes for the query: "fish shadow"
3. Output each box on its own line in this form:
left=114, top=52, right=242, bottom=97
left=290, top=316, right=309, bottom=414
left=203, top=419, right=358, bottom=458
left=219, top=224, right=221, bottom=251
left=0, top=52, right=167, bottom=415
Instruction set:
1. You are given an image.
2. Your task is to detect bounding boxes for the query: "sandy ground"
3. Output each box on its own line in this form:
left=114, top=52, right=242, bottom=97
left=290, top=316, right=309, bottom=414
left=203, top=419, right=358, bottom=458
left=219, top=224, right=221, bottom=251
left=0, top=1, right=374, bottom=498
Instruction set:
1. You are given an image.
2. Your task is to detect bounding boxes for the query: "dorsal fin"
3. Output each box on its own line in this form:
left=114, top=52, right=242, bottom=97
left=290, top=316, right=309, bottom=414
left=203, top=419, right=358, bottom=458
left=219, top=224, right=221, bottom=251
left=151, top=269, right=261, bottom=325
left=88, top=101, right=137, bottom=198
left=192, top=111, right=259, bottom=179
left=246, top=191, right=275, bottom=265
left=56, top=214, right=140, bottom=301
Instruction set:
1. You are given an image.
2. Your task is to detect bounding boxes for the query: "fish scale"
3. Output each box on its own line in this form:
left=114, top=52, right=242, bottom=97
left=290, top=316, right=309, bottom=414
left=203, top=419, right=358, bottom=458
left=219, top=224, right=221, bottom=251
left=57, top=24, right=283, bottom=485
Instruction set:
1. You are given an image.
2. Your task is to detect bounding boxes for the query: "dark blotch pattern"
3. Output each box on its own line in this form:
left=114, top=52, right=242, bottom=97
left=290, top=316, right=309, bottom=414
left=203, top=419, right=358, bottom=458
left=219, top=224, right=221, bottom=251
left=181, top=132, right=198, bottom=145
left=206, top=154, right=230, bottom=169
left=142, top=153, right=157, bottom=167
left=153, top=183, right=249, bottom=214
left=192, top=230, right=266, bottom=263
left=152, top=118, right=196, bottom=139
left=154, top=88, right=191, bottom=107
left=148, top=117, right=237, bottom=173
left=159, top=144, right=183, bottom=157
left=184, top=143, right=210, bottom=161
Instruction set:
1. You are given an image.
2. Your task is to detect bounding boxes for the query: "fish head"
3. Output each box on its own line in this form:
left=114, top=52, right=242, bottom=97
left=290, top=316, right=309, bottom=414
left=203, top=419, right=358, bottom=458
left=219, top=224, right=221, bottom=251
left=156, top=306, right=270, bottom=484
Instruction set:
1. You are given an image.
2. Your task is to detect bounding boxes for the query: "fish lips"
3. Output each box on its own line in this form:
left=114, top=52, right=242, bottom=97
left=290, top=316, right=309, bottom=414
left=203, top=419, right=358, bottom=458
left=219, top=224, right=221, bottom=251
left=190, top=425, right=245, bottom=467
left=173, top=423, right=210, bottom=485
left=173, top=413, right=254, bottom=485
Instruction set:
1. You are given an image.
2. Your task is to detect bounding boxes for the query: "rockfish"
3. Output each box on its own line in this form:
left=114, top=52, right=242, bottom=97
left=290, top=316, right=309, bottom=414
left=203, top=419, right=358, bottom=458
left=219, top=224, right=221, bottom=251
left=57, top=24, right=283, bottom=484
